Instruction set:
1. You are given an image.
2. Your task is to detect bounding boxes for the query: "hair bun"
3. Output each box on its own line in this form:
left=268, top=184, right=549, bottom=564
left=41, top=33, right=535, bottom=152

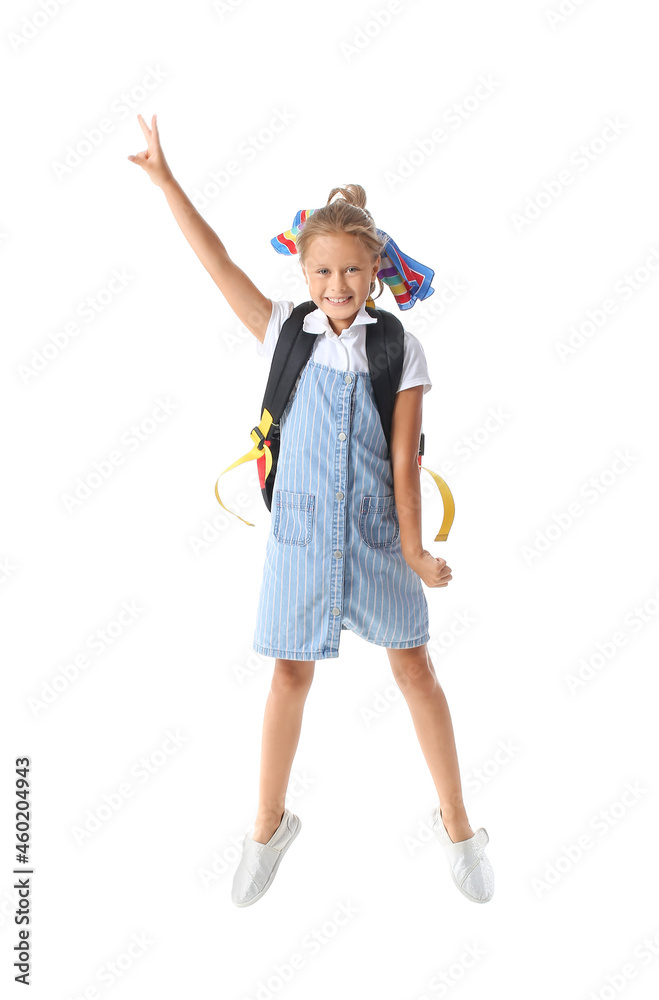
left=326, top=183, right=368, bottom=211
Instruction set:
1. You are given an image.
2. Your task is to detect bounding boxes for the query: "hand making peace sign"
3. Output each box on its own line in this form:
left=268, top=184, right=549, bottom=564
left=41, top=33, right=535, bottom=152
left=127, top=113, right=174, bottom=188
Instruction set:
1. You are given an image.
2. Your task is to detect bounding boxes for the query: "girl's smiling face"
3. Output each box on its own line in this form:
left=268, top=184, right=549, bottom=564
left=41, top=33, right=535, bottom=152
left=301, top=233, right=380, bottom=334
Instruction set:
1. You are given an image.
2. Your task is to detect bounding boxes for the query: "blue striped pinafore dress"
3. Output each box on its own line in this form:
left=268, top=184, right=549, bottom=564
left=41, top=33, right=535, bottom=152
left=252, top=356, right=430, bottom=661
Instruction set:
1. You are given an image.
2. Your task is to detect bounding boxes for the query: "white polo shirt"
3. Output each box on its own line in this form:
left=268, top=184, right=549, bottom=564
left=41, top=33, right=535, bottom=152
left=256, top=298, right=432, bottom=395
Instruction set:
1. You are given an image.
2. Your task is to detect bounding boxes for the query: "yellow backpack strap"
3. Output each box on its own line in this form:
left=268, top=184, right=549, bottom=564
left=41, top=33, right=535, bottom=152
left=214, top=408, right=275, bottom=528
left=215, top=412, right=455, bottom=539
left=420, top=464, right=455, bottom=541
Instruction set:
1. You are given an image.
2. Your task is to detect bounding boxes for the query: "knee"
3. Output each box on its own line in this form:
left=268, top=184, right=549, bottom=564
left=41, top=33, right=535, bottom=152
left=391, top=649, right=436, bottom=693
left=271, top=659, right=315, bottom=695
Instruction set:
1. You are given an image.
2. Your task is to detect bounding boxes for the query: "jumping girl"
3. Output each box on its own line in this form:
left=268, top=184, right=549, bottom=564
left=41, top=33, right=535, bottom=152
left=128, top=113, right=495, bottom=907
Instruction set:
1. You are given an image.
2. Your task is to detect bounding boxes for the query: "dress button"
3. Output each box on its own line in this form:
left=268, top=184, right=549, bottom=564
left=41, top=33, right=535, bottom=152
left=344, top=374, right=352, bottom=384
left=332, top=607, right=341, bottom=616
left=334, top=550, right=342, bottom=559
left=335, top=491, right=344, bottom=500
left=338, top=432, right=347, bottom=441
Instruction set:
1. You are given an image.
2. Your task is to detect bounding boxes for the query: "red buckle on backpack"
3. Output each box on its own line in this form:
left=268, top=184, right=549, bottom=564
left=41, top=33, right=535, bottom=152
left=257, top=441, right=271, bottom=489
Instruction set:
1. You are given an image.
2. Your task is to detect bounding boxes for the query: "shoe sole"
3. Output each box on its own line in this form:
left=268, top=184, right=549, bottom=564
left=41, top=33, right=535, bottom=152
left=233, top=816, right=302, bottom=907
left=451, top=877, right=493, bottom=904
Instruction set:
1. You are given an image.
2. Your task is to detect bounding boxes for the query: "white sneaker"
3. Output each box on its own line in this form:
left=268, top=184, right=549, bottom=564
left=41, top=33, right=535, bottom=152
left=431, top=805, right=494, bottom=903
left=231, top=808, right=301, bottom=907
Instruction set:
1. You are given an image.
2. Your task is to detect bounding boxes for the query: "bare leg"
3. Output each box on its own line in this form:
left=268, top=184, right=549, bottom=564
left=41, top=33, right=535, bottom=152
left=251, top=658, right=315, bottom=844
left=386, top=644, right=474, bottom=843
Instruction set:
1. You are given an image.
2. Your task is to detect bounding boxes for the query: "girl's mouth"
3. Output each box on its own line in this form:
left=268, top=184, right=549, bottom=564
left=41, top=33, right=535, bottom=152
left=326, top=296, right=352, bottom=305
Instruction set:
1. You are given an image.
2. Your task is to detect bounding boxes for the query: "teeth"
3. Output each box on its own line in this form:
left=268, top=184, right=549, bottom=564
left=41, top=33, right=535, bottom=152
left=328, top=297, right=350, bottom=303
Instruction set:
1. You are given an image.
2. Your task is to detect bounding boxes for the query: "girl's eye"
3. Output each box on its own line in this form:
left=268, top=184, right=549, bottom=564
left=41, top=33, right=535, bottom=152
left=317, top=267, right=359, bottom=274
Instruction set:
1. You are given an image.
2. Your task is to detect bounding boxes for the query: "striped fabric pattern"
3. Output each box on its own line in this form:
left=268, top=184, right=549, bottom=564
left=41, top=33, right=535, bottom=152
left=376, top=232, right=435, bottom=310
left=270, top=208, right=317, bottom=254
left=270, top=210, right=435, bottom=311
left=253, top=356, right=430, bottom=660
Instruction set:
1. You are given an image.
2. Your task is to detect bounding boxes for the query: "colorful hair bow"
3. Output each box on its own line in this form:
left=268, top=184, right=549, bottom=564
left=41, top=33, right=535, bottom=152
left=271, top=207, right=435, bottom=311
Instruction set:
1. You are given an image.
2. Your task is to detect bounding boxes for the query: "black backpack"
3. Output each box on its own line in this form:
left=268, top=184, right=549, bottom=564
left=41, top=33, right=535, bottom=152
left=214, top=300, right=455, bottom=540
left=258, top=299, right=408, bottom=509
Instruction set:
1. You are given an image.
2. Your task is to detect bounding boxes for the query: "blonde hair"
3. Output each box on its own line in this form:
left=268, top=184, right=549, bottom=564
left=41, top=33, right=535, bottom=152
left=296, top=184, right=386, bottom=302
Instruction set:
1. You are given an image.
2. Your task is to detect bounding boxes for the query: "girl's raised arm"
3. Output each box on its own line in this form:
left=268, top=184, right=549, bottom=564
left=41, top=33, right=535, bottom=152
left=128, top=114, right=272, bottom=342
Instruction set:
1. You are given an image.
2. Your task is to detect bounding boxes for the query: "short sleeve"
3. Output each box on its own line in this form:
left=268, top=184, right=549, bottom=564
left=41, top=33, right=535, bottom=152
left=398, top=329, right=432, bottom=395
left=256, top=299, right=294, bottom=361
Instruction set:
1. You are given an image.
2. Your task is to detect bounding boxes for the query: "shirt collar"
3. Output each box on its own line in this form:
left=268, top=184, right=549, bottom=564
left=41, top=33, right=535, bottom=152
left=302, top=300, right=378, bottom=339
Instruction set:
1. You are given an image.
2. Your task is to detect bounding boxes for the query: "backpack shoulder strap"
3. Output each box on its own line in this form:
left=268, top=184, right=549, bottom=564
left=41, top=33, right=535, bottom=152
left=261, top=299, right=319, bottom=421
left=213, top=300, right=318, bottom=527
left=364, top=304, right=404, bottom=455
left=364, top=304, right=455, bottom=540
left=214, top=298, right=457, bottom=541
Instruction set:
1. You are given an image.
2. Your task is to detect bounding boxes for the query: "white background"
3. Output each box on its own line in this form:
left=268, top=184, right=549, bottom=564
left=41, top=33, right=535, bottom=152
left=2, top=0, right=659, bottom=997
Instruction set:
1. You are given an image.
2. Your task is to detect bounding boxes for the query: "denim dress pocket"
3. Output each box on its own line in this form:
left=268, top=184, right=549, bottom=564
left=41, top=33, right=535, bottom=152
left=359, top=494, right=400, bottom=548
left=273, top=489, right=315, bottom=545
